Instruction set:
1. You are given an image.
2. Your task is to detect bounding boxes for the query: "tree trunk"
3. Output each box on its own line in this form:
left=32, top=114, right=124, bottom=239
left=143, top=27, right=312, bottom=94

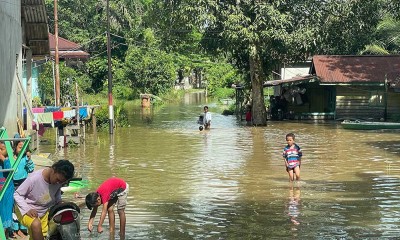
left=249, top=43, right=267, bottom=126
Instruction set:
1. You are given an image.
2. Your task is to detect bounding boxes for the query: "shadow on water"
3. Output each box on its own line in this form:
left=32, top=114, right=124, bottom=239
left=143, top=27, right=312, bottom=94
left=38, top=93, right=400, bottom=239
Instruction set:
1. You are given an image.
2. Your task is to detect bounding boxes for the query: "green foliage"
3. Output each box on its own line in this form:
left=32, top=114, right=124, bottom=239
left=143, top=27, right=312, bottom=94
left=205, top=62, right=241, bottom=94
left=314, top=0, right=381, bottom=55
left=85, top=58, right=109, bottom=93
left=382, top=0, right=400, bottom=19
left=93, top=103, right=128, bottom=130
left=93, top=106, right=109, bottom=129
left=40, top=0, right=398, bottom=123
left=32, top=96, right=42, bottom=107
left=158, top=89, right=185, bottom=104
left=37, top=62, right=55, bottom=103
left=373, top=15, right=400, bottom=53
left=123, top=45, right=176, bottom=96
left=212, top=88, right=235, bottom=99
left=360, top=44, right=390, bottom=55
left=38, top=62, right=91, bottom=105
left=114, top=103, right=129, bottom=128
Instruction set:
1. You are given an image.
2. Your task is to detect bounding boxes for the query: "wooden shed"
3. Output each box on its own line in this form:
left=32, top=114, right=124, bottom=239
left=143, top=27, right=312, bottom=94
left=265, top=55, right=400, bottom=121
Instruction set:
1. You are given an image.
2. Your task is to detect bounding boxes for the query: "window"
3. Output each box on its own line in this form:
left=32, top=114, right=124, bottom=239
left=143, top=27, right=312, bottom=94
left=369, top=91, right=384, bottom=106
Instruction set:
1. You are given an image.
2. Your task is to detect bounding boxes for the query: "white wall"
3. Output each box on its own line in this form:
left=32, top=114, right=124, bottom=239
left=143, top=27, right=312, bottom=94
left=281, top=62, right=311, bottom=80
left=0, top=0, right=22, bottom=134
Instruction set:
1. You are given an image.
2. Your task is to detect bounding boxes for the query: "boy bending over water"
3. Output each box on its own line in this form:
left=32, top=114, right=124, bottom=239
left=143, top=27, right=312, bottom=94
left=85, top=177, right=129, bottom=239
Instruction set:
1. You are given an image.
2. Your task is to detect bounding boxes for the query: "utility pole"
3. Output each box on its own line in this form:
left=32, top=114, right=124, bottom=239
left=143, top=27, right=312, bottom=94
left=54, top=0, right=60, bottom=107
left=106, top=0, right=114, bottom=134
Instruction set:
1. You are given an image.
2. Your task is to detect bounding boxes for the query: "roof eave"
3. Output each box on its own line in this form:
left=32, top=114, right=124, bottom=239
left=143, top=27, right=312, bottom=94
left=319, top=82, right=385, bottom=86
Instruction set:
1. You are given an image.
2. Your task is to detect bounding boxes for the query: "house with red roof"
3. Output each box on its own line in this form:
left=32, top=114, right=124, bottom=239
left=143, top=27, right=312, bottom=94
left=48, top=33, right=90, bottom=65
left=265, top=55, right=400, bottom=121
left=23, top=34, right=90, bottom=100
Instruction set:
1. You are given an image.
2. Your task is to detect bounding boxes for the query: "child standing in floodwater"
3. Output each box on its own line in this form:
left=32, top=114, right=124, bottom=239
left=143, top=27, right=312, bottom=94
left=282, top=133, right=302, bottom=182
left=203, top=106, right=211, bottom=129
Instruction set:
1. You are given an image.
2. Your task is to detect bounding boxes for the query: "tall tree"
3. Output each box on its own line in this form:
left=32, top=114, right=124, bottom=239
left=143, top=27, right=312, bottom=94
left=182, top=0, right=383, bottom=125
left=199, top=1, right=321, bottom=125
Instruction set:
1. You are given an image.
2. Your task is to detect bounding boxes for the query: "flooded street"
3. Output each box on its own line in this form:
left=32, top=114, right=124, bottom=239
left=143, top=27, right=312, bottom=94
left=39, top=93, right=400, bottom=239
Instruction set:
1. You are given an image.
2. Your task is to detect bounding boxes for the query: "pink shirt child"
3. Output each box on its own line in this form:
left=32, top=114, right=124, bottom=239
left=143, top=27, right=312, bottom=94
left=14, top=169, right=62, bottom=217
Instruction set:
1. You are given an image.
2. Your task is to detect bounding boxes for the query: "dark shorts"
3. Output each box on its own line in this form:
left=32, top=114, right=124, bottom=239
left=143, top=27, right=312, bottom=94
left=286, top=164, right=300, bottom=172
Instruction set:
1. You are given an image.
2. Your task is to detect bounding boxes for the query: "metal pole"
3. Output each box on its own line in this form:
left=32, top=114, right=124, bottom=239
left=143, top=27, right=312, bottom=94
left=106, top=0, right=114, bottom=134
left=54, top=0, right=60, bottom=106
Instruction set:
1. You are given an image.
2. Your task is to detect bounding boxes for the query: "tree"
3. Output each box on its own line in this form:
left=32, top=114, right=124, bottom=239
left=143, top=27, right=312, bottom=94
left=361, top=15, right=400, bottom=54
left=173, top=0, right=384, bottom=125
left=198, top=1, right=321, bottom=125
left=123, top=43, right=176, bottom=96
left=38, top=61, right=90, bottom=106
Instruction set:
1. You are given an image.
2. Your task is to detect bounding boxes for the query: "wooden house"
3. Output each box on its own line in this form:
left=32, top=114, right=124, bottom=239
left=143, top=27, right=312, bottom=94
left=265, top=55, right=400, bottom=121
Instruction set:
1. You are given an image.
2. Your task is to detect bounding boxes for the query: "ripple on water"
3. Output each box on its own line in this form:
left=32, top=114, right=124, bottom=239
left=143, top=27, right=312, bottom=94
left=39, top=96, right=400, bottom=239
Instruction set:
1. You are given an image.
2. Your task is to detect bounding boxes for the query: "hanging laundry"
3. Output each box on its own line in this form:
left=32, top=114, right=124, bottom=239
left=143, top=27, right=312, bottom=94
left=32, top=107, right=45, bottom=113
left=44, top=106, right=61, bottom=113
left=79, top=107, right=88, bottom=119
left=52, top=111, right=64, bottom=120
left=61, top=107, right=72, bottom=111
left=63, top=109, right=76, bottom=119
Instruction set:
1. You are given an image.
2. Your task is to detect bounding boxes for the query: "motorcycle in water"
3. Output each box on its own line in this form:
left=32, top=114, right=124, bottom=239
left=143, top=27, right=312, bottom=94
left=47, top=178, right=83, bottom=240
left=47, top=202, right=81, bottom=240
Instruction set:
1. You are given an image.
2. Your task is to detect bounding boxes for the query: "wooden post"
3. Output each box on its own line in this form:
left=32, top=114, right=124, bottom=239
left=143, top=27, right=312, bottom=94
left=54, top=0, right=60, bottom=106
left=26, top=49, right=32, bottom=131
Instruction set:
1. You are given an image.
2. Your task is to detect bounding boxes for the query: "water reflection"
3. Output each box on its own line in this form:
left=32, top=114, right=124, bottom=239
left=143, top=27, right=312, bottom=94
left=37, top=93, right=400, bottom=239
left=287, top=186, right=301, bottom=227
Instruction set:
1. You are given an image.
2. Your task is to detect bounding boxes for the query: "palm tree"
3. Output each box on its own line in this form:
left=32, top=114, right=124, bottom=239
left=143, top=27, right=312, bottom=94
left=360, top=15, right=400, bottom=55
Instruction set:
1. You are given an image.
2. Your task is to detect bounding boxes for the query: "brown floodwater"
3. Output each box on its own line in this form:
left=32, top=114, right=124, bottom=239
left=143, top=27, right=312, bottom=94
left=39, top=92, right=400, bottom=239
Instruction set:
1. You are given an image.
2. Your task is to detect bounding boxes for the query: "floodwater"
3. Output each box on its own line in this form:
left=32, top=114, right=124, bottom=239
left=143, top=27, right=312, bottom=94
left=39, top=92, right=400, bottom=239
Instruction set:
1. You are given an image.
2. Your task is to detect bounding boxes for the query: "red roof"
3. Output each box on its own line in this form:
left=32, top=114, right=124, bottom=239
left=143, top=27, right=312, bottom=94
left=48, top=33, right=89, bottom=59
left=311, top=55, right=400, bottom=84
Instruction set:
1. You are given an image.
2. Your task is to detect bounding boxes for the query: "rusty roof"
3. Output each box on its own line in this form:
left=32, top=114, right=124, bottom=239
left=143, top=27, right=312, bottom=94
left=48, top=33, right=90, bottom=59
left=311, top=55, right=400, bottom=85
left=49, top=33, right=82, bottom=51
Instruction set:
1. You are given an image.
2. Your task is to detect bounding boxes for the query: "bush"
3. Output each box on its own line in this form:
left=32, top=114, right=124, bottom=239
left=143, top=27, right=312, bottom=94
left=212, top=87, right=235, bottom=99
left=94, top=103, right=128, bottom=130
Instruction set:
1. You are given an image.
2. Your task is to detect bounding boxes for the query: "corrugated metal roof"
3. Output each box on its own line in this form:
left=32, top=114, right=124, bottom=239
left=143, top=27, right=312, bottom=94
left=311, top=55, right=400, bottom=85
left=50, top=50, right=90, bottom=59
left=264, top=75, right=315, bottom=87
left=21, top=0, right=49, bottom=57
left=48, top=33, right=90, bottom=59
left=22, top=4, right=47, bottom=23
left=48, top=33, right=81, bottom=51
